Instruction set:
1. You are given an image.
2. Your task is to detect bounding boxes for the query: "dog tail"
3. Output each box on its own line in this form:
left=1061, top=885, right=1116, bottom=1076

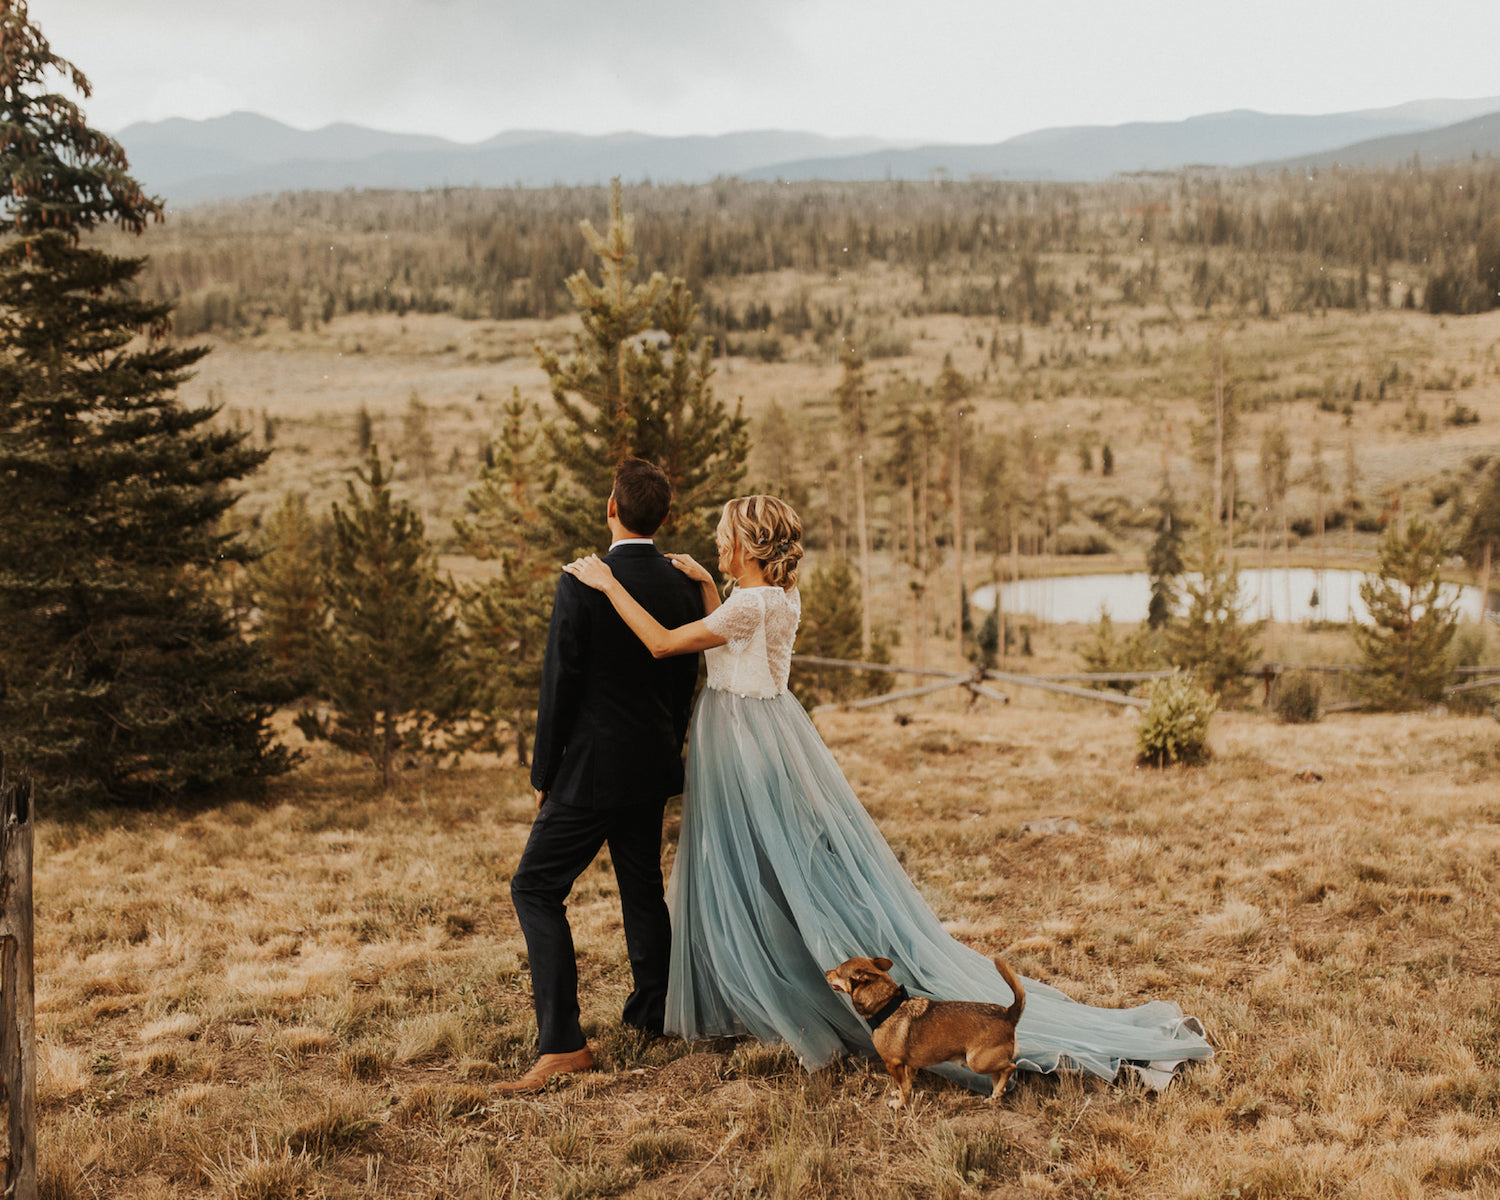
left=993, top=957, right=1026, bottom=1024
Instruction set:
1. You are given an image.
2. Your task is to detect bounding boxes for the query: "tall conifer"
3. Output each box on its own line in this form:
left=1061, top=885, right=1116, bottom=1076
left=453, top=391, right=557, bottom=765
left=1355, top=517, right=1459, bottom=710
left=936, top=354, right=970, bottom=663
left=835, top=348, right=874, bottom=656
left=791, top=560, right=890, bottom=709
left=296, top=449, right=462, bottom=789
left=0, top=3, right=289, bottom=804
left=1167, top=518, right=1260, bottom=702
left=246, top=492, right=328, bottom=696
left=537, top=180, right=748, bottom=562
left=1146, top=483, right=1185, bottom=630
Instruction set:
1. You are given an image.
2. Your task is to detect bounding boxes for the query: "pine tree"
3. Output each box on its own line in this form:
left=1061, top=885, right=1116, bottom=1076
left=452, top=391, right=558, bottom=765
left=1354, top=517, right=1460, bottom=710
left=1167, top=518, right=1260, bottom=702
left=971, top=604, right=1000, bottom=672
left=791, top=559, right=891, bottom=709
left=1145, top=484, right=1184, bottom=629
left=835, top=348, right=875, bottom=656
left=753, top=398, right=809, bottom=513
left=935, top=354, right=969, bottom=664
left=245, top=492, right=328, bottom=696
left=296, top=448, right=462, bottom=788
left=0, top=4, right=290, bottom=804
left=1197, top=331, right=1240, bottom=535
left=401, top=388, right=436, bottom=519
left=537, top=180, right=748, bottom=563
left=353, top=404, right=373, bottom=455
left=881, top=388, right=931, bottom=666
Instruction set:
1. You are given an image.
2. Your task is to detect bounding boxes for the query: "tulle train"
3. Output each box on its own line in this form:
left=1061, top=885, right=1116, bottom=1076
left=664, top=687, right=1213, bottom=1089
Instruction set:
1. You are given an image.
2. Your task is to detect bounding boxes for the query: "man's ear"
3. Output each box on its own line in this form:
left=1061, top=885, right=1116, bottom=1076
left=607, top=493, right=617, bottom=519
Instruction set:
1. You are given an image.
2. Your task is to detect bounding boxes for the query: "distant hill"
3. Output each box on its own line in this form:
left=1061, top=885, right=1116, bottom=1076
left=1254, top=109, right=1500, bottom=173
left=114, top=99, right=1500, bottom=203
left=746, top=101, right=1500, bottom=183
left=116, top=113, right=894, bottom=203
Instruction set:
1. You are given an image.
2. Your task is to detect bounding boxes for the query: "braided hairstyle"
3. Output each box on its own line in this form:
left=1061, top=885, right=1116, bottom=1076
left=719, top=495, right=805, bottom=591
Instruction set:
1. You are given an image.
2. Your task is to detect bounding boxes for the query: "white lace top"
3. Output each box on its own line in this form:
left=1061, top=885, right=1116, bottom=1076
left=701, top=586, right=801, bottom=699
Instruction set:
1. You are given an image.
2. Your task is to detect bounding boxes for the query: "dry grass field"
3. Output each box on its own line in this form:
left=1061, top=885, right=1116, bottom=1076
left=31, top=697, right=1500, bottom=1199
left=33, top=188, right=1497, bottom=1197
left=180, top=275, right=1500, bottom=545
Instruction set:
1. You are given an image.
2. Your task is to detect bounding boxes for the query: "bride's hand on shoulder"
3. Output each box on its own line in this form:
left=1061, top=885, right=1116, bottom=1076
left=563, top=554, right=616, bottom=592
left=666, top=553, right=714, bottom=585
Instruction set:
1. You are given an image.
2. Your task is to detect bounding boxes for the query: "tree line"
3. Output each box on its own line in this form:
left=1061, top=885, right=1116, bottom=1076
left=100, top=157, right=1500, bottom=341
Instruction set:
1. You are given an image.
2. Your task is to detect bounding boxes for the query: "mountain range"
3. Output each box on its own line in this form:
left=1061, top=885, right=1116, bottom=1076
left=116, top=98, right=1500, bottom=205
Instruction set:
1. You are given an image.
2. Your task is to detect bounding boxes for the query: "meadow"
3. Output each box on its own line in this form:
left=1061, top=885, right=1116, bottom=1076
left=30, top=698, right=1500, bottom=1199
left=27, top=174, right=1500, bottom=1197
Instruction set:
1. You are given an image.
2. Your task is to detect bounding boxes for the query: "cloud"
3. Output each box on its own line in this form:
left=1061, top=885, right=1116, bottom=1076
left=28, top=0, right=1500, bottom=144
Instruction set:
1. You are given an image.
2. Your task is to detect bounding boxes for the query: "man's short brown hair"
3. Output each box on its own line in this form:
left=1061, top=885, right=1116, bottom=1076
left=612, top=457, right=672, bottom=536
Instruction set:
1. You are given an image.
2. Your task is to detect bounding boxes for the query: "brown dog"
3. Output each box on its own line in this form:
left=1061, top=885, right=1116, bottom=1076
left=826, top=955, right=1025, bottom=1110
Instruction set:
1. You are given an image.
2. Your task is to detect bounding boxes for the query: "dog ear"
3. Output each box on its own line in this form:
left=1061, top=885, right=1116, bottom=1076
left=873, top=957, right=894, bottom=971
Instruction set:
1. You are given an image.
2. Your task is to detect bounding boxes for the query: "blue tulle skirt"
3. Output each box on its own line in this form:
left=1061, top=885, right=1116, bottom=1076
left=664, top=687, right=1213, bottom=1090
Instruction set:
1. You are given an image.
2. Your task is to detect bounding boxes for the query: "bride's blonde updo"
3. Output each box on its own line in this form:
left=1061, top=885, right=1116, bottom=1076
left=720, top=495, right=804, bottom=591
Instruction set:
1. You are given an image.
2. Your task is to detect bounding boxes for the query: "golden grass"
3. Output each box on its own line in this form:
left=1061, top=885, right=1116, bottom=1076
left=27, top=701, right=1500, bottom=1196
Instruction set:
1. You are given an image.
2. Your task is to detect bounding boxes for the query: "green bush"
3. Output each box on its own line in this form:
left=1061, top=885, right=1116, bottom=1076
left=790, top=559, right=895, bottom=710
left=1446, top=622, right=1500, bottom=714
left=1136, top=671, right=1216, bottom=767
left=1274, top=670, right=1322, bottom=724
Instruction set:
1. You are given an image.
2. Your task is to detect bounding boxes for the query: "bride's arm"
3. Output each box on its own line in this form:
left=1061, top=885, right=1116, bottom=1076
left=564, top=555, right=727, bottom=659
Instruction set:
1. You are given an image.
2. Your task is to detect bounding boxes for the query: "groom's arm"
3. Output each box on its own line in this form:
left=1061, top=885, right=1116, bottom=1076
left=530, top=573, right=589, bottom=796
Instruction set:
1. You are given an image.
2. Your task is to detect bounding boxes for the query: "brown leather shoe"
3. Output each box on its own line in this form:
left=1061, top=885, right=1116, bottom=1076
left=495, top=1047, right=595, bottom=1095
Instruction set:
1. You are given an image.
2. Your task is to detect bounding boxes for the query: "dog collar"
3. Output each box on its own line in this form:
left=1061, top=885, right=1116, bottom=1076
left=865, top=985, right=910, bottom=1031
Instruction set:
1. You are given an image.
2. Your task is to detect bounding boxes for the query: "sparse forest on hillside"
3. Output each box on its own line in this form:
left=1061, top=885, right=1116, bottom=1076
left=121, top=161, right=1500, bottom=337
left=123, top=166, right=1500, bottom=655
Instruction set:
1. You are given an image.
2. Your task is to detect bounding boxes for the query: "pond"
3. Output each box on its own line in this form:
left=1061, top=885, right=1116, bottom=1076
left=970, top=568, right=1492, bottom=626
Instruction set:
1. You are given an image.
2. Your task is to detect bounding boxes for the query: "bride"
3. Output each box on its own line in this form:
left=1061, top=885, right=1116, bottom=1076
left=563, top=494, right=1211, bottom=1091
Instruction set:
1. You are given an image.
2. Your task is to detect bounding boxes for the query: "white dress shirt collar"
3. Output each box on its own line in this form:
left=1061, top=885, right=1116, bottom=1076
left=609, top=537, right=655, bottom=550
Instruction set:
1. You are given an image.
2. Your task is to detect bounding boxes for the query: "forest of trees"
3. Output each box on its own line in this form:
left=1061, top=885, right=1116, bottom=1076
left=105, top=158, right=1500, bottom=342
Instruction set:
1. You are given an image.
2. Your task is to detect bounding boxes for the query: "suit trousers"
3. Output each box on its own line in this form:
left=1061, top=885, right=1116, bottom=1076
left=510, top=797, right=671, bottom=1054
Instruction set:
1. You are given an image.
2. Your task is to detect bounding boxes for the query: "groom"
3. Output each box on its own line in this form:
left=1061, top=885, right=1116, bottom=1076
left=501, top=457, right=704, bottom=1093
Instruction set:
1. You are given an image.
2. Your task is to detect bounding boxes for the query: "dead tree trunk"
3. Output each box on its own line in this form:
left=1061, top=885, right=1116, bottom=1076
left=1, top=751, right=37, bottom=1200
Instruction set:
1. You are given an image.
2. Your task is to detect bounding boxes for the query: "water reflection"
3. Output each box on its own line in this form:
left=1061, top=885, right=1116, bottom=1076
left=970, top=568, right=1489, bottom=625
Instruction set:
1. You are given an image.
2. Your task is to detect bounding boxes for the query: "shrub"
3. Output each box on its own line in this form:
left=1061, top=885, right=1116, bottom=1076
left=1274, top=670, right=1322, bottom=724
left=1136, top=672, right=1216, bottom=766
left=1446, top=622, right=1500, bottom=715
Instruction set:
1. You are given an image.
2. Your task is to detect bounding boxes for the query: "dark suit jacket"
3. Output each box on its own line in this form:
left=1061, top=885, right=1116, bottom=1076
left=530, top=543, right=703, bottom=809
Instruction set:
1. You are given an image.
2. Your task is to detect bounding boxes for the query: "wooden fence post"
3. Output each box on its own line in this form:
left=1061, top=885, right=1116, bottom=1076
left=0, top=750, right=37, bottom=1200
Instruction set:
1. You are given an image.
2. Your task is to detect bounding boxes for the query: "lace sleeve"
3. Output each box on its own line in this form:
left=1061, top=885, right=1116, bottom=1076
left=702, top=588, right=762, bottom=644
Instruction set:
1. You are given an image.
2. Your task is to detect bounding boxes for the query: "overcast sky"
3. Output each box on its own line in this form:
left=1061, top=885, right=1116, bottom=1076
left=30, top=0, right=1500, bottom=145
